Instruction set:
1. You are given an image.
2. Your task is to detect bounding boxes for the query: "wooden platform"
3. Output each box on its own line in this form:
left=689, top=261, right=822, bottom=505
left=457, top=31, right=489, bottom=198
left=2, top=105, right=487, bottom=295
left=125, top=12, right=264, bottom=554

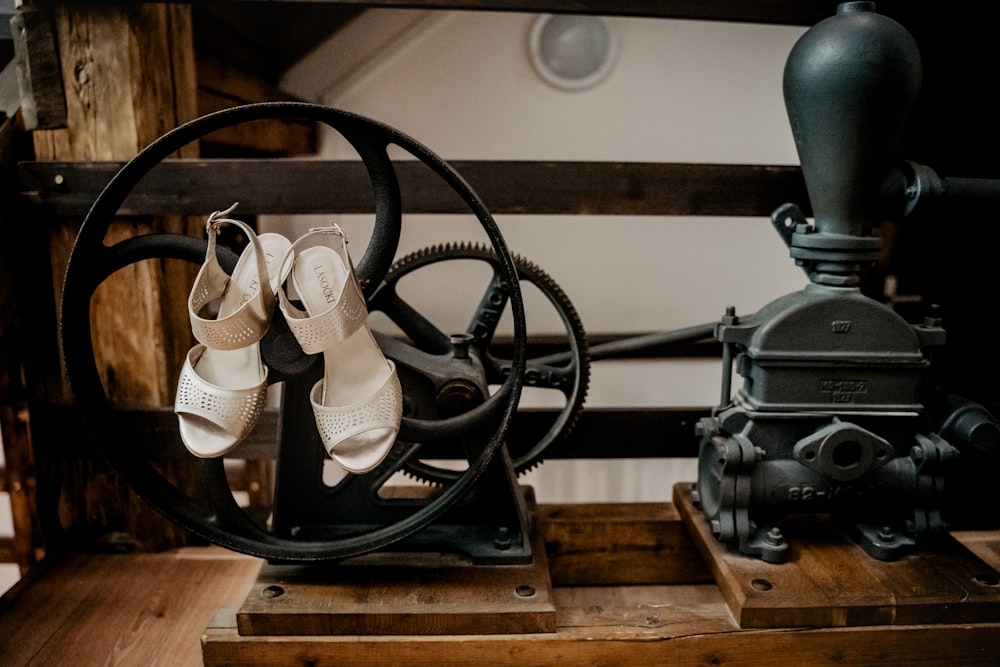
left=673, top=483, right=1000, bottom=629
left=1, top=501, right=1000, bottom=666
left=236, top=525, right=557, bottom=636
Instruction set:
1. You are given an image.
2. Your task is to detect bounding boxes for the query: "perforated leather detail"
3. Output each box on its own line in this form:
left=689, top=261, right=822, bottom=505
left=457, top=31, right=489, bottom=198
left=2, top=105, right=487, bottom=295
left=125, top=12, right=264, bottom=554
left=174, top=347, right=267, bottom=442
left=188, top=259, right=269, bottom=350
left=310, top=362, right=402, bottom=451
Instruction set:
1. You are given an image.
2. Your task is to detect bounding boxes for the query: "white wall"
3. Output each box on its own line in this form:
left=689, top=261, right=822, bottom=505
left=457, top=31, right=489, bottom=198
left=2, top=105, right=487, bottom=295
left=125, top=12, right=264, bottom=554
left=277, top=10, right=810, bottom=501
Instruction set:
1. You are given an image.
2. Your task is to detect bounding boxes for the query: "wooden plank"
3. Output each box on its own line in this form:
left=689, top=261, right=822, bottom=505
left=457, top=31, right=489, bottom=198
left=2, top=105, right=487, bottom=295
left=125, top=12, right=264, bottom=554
left=673, top=482, right=1000, bottom=630
left=202, top=619, right=1000, bottom=666
left=10, top=7, right=67, bottom=130
left=1, top=515, right=999, bottom=666
left=0, top=547, right=262, bottom=666
left=236, top=521, right=555, bottom=636
left=188, top=0, right=833, bottom=26
left=18, top=159, right=809, bottom=217
left=540, top=502, right=711, bottom=586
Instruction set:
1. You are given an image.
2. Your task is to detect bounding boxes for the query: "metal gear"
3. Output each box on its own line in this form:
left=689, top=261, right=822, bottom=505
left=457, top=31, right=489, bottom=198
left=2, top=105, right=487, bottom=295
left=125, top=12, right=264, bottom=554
left=372, top=242, right=589, bottom=483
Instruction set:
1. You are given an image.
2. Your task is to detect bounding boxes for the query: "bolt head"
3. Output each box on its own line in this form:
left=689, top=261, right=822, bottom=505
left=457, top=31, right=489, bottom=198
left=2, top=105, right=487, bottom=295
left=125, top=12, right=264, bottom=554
left=877, top=526, right=896, bottom=543
left=764, top=527, right=785, bottom=546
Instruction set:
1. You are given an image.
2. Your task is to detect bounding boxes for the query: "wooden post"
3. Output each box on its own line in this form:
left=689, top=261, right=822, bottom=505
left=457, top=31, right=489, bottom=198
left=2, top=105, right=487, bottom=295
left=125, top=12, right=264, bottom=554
left=26, top=2, right=204, bottom=552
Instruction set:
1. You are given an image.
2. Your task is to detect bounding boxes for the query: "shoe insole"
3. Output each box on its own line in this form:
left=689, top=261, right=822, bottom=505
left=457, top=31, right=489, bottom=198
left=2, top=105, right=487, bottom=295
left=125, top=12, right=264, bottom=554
left=194, top=232, right=291, bottom=389
left=293, top=245, right=390, bottom=407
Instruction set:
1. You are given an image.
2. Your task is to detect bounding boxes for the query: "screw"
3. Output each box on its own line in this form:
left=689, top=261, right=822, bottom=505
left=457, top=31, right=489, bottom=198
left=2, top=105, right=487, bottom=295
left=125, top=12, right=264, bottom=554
left=54, top=174, right=64, bottom=185
left=515, top=584, right=536, bottom=598
left=710, top=520, right=722, bottom=537
left=877, top=526, right=896, bottom=543
left=764, top=527, right=784, bottom=547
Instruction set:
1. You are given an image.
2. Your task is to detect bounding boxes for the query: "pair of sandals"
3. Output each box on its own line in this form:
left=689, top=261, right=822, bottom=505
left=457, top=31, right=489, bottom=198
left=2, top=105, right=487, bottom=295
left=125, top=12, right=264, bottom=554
left=174, top=204, right=402, bottom=474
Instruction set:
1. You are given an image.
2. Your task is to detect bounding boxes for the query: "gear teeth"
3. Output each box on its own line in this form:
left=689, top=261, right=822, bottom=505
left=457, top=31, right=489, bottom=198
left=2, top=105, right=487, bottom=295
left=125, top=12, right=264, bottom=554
left=386, top=243, right=590, bottom=484
left=402, top=468, right=448, bottom=487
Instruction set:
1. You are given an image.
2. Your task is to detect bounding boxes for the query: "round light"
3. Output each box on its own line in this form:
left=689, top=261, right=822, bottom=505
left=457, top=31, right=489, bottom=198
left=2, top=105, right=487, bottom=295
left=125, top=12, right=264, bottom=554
left=528, top=14, right=619, bottom=92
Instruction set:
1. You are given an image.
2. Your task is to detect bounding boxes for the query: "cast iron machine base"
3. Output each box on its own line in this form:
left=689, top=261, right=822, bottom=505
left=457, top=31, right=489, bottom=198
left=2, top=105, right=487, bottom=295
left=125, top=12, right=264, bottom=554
left=694, top=2, right=1000, bottom=562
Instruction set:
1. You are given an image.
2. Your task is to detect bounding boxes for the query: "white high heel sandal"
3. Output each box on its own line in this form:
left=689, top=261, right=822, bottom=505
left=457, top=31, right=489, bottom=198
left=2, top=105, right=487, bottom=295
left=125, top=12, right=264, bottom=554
left=174, top=204, right=291, bottom=457
left=277, top=226, right=402, bottom=473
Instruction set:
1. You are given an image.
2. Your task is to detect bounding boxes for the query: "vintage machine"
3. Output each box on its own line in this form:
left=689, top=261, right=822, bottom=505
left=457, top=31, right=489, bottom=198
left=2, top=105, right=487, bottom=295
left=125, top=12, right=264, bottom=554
left=47, top=2, right=1000, bottom=646
left=693, top=2, right=1000, bottom=562
left=56, top=103, right=593, bottom=635
left=56, top=3, right=1000, bottom=576
left=10, top=1, right=1000, bottom=664
left=59, top=104, right=590, bottom=573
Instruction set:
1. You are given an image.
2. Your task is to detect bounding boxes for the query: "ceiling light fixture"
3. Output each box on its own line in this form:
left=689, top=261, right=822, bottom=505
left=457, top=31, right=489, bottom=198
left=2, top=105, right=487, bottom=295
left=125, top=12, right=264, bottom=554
left=528, top=14, right=619, bottom=92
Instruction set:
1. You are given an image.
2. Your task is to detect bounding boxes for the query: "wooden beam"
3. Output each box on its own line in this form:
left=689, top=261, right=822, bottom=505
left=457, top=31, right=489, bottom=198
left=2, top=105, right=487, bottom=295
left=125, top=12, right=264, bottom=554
left=195, top=54, right=318, bottom=156
left=9, top=7, right=67, bottom=130
left=26, top=3, right=205, bottom=555
left=19, top=160, right=809, bottom=217
left=134, top=0, right=836, bottom=26
left=31, top=3, right=201, bottom=407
